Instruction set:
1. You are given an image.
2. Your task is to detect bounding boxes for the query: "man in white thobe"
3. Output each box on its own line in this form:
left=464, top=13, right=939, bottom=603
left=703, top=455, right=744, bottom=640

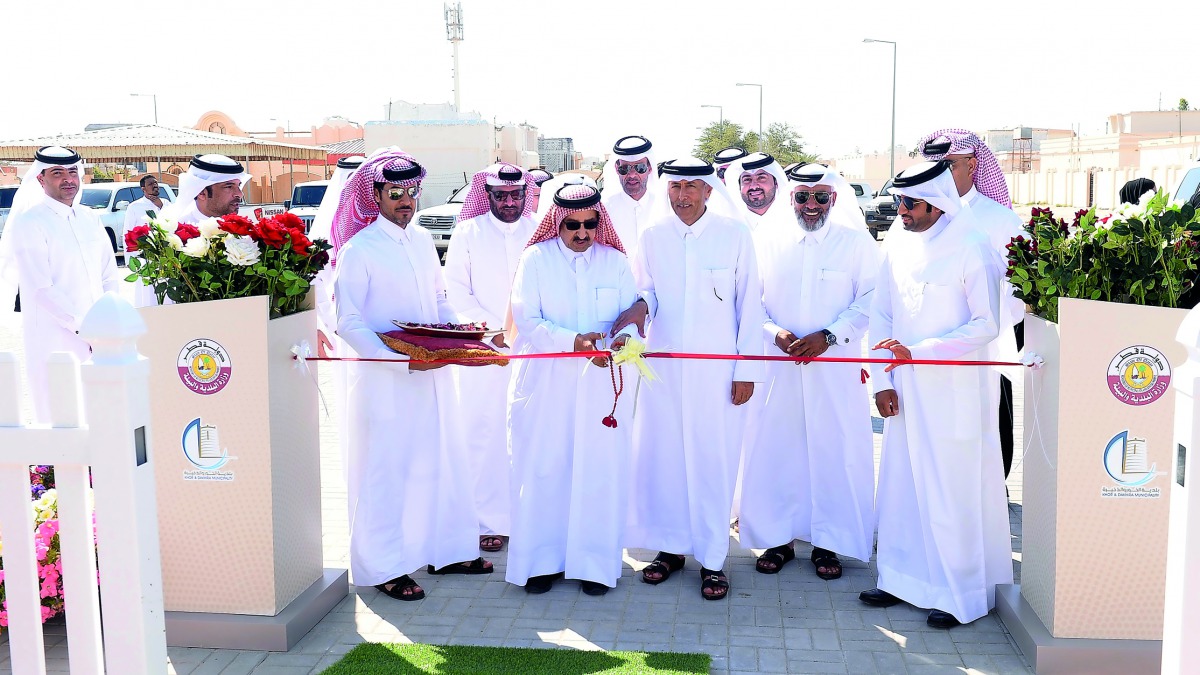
left=123, top=174, right=166, bottom=237
left=161, top=154, right=250, bottom=225
left=919, top=129, right=1026, bottom=480
left=0, top=146, right=121, bottom=423
left=615, top=158, right=764, bottom=601
left=332, top=150, right=493, bottom=602
left=861, top=160, right=1012, bottom=628
left=445, top=162, right=539, bottom=552
left=506, top=184, right=639, bottom=596
left=741, top=163, right=880, bottom=580
left=600, top=135, right=657, bottom=262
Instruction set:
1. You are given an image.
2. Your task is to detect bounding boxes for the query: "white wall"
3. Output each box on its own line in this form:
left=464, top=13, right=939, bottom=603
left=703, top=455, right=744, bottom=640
left=364, top=121, right=492, bottom=199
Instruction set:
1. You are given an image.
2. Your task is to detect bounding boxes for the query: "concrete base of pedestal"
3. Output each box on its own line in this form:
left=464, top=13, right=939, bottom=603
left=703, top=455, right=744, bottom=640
left=164, top=569, right=348, bottom=652
left=996, top=585, right=1162, bottom=674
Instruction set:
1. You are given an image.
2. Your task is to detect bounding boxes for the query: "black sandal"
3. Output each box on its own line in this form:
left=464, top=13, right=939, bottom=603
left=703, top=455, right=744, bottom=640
left=699, top=568, right=729, bottom=600
left=810, top=547, right=842, bottom=580
left=375, top=574, right=425, bottom=601
left=755, top=544, right=796, bottom=574
left=427, top=557, right=494, bottom=575
left=640, top=552, right=685, bottom=585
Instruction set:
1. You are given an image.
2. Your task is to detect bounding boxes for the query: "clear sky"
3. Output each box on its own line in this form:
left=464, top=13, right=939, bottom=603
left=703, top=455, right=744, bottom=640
left=2, top=0, right=1194, bottom=160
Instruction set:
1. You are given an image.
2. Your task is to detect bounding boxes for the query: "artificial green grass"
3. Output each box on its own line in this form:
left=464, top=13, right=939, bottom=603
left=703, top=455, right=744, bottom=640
left=319, top=643, right=711, bottom=674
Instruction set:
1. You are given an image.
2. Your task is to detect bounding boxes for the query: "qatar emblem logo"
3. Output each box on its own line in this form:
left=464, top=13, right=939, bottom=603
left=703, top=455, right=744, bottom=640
left=178, top=338, right=232, bottom=395
left=1106, top=345, right=1170, bottom=406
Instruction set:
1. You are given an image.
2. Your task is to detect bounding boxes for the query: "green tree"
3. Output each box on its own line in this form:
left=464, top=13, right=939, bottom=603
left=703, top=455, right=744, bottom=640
left=1180, top=97, right=1191, bottom=112
left=692, top=121, right=816, bottom=167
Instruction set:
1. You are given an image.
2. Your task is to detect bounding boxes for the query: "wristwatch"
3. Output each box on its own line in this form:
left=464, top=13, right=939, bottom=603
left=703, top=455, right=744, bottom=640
left=821, top=329, right=837, bottom=347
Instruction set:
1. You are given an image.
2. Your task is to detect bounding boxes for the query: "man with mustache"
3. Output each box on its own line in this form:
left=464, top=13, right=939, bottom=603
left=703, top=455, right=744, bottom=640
left=162, top=154, right=250, bottom=224
left=723, top=152, right=790, bottom=233
left=331, top=150, right=494, bottom=603
left=506, top=184, right=639, bottom=596
left=0, top=146, right=120, bottom=422
left=614, top=158, right=764, bottom=601
left=445, top=163, right=539, bottom=554
left=124, top=174, right=166, bottom=236
left=862, top=160, right=1010, bottom=629
left=600, top=135, right=657, bottom=261
left=739, top=163, right=880, bottom=583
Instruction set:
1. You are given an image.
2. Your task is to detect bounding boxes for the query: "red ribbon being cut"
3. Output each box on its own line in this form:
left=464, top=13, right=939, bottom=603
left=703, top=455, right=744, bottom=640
left=297, top=351, right=1023, bottom=367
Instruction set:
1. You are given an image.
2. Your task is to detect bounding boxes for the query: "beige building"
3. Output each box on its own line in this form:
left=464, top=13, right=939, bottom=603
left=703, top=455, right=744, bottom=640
left=828, top=146, right=920, bottom=194
left=1005, top=111, right=1200, bottom=209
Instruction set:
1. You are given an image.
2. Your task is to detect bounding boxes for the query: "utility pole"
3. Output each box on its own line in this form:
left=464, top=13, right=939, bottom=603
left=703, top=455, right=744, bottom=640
left=445, top=3, right=464, bottom=113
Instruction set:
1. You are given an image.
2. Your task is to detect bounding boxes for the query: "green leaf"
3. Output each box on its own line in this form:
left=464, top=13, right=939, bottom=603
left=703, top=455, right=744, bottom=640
left=123, top=273, right=138, bottom=282
left=1022, top=281, right=1032, bottom=295
left=1090, top=289, right=1102, bottom=299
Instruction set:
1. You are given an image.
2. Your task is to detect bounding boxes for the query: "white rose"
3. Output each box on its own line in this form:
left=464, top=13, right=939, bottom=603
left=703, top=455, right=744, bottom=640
left=197, top=217, right=223, bottom=240
left=182, top=236, right=210, bottom=258
left=224, top=235, right=262, bottom=266
left=166, top=233, right=184, bottom=251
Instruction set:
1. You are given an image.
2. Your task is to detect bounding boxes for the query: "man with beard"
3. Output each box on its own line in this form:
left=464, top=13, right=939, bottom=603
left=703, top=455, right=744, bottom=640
left=722, top=152, right=794, bottom=234
left=445, top=163, right=539, bottom=553
left=614, top=158, right=764, bottom=601
left=123, top=174, right=166, bottom=236
left=862, top=160, right=1010, bottom=628
left=918, top=129, right=1025, bottom=480
left=601, top=135, right=657, bottom=261
left=0, top=146, right=120, bottom=422
left=332, top=149, right=493, bottom=602
left=506, top=184, right=639, bottom=596
left=161, top=154, right=250, bottom=223
left=739, top=163, right=880, bottom=582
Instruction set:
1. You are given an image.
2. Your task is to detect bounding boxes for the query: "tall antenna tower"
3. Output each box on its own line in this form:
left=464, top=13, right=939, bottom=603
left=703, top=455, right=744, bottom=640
left=445, top=3, right=464, bottom=113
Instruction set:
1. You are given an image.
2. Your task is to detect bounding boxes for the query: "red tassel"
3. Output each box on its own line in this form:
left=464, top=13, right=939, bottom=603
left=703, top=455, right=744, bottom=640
left=860, top=368, right=869, bottom=384
left=602, top=361, right=624, bottom=428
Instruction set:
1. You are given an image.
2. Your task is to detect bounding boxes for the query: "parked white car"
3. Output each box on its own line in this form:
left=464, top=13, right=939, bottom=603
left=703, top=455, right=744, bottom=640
left=0, top=185, right=17, bottom=241
left=847, top=181, right=873, bottom=214
left=1173, top=161, right=1200, bottom=204
left=413, top=183, right=469, bottom=257
left=284, top=180, right=330, bottom=233
left=79, top=182, right=177, bottom=255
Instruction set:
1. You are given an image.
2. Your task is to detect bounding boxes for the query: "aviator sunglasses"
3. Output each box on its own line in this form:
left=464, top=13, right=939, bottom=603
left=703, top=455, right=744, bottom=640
left=793, top=191, right=832, bottom=205
left=386, top=186, right=422, bottom=199
left=615, top=162, right=650, bottom=176
left=562, top=218, right=600, bottom=231
left=893, top=195, right=929, bottom=210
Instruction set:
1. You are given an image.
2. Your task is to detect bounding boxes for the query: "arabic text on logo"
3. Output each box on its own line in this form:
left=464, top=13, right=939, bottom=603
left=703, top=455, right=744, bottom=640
left=1106, top=345, right=1170, bottom=406
left=177, top=338, right=232, bottom=395
left=181, top=417, right=235, bottom=481
left=1101, top=430, right=1161, bottom=498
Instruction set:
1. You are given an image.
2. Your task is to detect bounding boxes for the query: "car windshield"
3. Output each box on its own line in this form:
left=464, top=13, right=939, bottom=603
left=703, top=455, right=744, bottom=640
left=853, top=185, right=866, bottom=197
left=80, top=189, right=112, bottom=209
left=292, top=185, right=327, bottom=208
left=1175, top=167, right=1200, bottom=203
left=448, top=184, right=469, bottom=203
left=0, top=188, right=16, bottom=209
left=878, top=180, right=894, bottom=197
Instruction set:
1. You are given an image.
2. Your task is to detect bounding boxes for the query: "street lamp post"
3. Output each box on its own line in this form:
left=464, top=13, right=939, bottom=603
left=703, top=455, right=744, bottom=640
left=130, top=93, right=157, bottom=124
left=863, top=38, right=897, bottom=179
left=701, top=104, right=723, bottom=125
left=736, top=83, right=763, bottom=151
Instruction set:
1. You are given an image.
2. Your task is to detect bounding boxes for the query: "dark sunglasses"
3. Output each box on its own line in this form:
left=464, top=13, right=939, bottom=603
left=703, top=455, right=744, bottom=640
left=488, top=188, right=525, bottom=202
left=386, top=186, right=422, bottom=200
left=893, top=195, right=928, bottom=210
left=615, top=162, right=650, bottom=176
left=562, top=218, right=599, bottom=231
left=794, top=191, right=832, bottom=205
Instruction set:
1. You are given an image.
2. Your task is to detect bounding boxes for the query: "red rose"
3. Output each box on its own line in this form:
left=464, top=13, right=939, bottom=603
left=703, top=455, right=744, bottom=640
left=255, top=219, right=287, bottom=248
left=219, top=214, right=255, bottom=236
left=289, top=231, right=313, bottom=256
left=125, top=224, right=151, bottom=252
left=276, top=212, right=306, bottom=234
left=175, top=223, right=201, bottom=243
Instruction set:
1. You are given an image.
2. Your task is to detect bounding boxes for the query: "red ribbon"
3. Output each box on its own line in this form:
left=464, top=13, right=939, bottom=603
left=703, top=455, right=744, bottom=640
left=298, top=351, right=1023, bottom=368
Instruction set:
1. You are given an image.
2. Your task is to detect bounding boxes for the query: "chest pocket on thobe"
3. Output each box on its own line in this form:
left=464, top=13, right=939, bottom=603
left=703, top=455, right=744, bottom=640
left=708, top=268, right=734, bottom=303
left=818, top=268, right=854, bottom=313
left=595, top=287, right=621, bottom=327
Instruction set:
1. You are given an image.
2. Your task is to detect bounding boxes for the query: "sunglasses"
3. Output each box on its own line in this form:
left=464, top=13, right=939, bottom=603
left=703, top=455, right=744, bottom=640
left=562, top=218, right=599, bottom=231
left=488, top=188, right=525, bottom=202
left=893, top=195, right=929, bottom=210
left=615, top=162, right=650, bottom=176
left=386, top=186, right=422, bottom=200
left=794, top=191, right=832, bottom=205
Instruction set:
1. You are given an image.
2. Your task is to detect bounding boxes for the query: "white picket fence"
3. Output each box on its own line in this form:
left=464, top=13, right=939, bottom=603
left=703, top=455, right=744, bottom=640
left=0, top=293, right=166, bottom=674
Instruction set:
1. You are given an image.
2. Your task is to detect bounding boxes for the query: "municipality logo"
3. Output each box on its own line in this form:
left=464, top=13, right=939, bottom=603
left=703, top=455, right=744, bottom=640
left=1106, top=345, right=1170, bottom=406
left=1100, top=430, right=1162, bottom=498
left=178, top=338, right=232, bottom=395
left=181, top=417, right=236, bottom=481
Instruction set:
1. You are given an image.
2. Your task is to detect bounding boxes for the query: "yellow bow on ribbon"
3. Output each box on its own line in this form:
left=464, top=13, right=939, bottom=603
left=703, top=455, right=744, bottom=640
left=612, top=335, right=658, bottom=383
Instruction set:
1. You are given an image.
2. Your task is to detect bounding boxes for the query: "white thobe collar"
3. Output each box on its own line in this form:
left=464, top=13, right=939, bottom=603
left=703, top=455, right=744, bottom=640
left=963, top=186, right=980, bottom=206
left=485, top=211, right=523, bottom=236
left=40, top=192, right=78, bottom=219
left=794, top=221, right=832, bottom=245
left=671, top=207, right=711, bottom=239
left=374, top=215, right=414, bottom=244
left=919, top=214, right=952, bottom=241
left=556, top=238, right=595, bottom=266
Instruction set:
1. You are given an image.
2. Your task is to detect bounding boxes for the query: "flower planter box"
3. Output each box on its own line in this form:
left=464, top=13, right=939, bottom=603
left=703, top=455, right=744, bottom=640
left=1022, top=297, right=1184, bottom=640
left=138, top=295, right=322, bottom=616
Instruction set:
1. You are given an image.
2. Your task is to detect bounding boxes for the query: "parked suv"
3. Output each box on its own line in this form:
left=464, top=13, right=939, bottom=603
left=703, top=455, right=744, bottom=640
left=80, top=182, right=177, bottom=254
left=862, top=178, right=897, bottom=239
left=414, top=183, right=469, bottom=258
left=1173, top=161, right=1200, bottom=205
left=0, top=185, right=17, bottom=241
left=284, top=180, right=330, bottom=233
left=847, top=181, right=873, bottom=215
